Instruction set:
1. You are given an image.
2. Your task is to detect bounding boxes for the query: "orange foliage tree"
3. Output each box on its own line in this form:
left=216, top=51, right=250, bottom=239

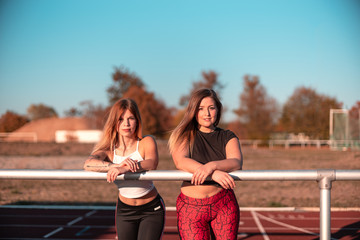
left=232, top=75, right=279, bottom=140
left=179, top=70, right=224, bottom=106
left=0, top=111, right=29, bottom=132
left=106, top=66, right=174, bottom=138
left=107, top=66, right=144, bottom=105
left=349, top=101, right=360, bottom=140
left=123, top=86, right=174, bottom=138
left=279, top=87, right=342, bottom=139
left=27, top=103, right=58, bottom=121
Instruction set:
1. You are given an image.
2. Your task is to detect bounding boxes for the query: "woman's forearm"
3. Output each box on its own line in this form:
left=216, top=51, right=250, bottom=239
left=206, top=158, right=243, bottom=172
left=83, top=159, right=113, bottom=172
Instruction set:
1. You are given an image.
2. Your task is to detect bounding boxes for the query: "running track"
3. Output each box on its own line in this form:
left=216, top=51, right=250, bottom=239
left=0, top=206, right=359, bottom=240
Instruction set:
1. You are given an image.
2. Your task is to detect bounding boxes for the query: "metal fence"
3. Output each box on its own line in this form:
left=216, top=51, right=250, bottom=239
left=1, top=169, right=360, bottom=240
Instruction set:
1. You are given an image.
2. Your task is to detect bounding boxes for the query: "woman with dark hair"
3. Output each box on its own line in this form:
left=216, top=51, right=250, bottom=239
left=168, top=89, right=243, bottom=240
left=84, top=98, right=165, bottom=240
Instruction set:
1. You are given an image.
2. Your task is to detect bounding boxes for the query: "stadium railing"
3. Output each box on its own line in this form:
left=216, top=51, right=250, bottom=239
left=1, top=169, right=359, bottom=240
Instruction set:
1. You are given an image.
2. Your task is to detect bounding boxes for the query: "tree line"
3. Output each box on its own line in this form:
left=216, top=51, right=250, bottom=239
left=1, top=66, right=359, bottom=140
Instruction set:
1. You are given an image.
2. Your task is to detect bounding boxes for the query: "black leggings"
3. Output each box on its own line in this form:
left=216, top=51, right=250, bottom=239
left=116, top=194, right=165, bottom=240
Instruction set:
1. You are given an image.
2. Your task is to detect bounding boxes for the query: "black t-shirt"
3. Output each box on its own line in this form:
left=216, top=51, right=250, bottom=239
left=191, top=128, right=238, bottom=163
left=188, top=128, right=238, bottom=186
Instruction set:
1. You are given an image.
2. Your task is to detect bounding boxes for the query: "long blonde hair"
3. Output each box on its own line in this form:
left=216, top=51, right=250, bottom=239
left=168, top=89, right=222, bottom=154
left=93, top=98, right=142, bottom=153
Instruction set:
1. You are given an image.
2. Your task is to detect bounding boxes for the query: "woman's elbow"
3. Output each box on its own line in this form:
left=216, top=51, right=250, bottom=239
left=172, top=159, right=182, bottom=170
left=150, top=161, right=158, bottom=170
left=83, top=159, right=92, bottom=171
left=238, top=157, right=243, bottom=170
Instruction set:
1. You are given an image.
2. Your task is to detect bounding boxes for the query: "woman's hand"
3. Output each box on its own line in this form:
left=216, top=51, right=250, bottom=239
left=107, top=166, right=127, bottom=183
left=191, top=164, right=215, bottom=185
left=118, top=158, right=139, bottom=172
left=211, top=170, right=235, bottom=189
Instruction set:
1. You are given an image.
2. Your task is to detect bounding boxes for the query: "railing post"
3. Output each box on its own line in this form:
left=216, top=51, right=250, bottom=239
left=317, top=169, right=335, bottom=240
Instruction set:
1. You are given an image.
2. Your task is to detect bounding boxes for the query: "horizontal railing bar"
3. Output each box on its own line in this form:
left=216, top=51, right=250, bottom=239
left=335, top=170, right=360, bottom=180
left=0, top=169, right=359, bottom=181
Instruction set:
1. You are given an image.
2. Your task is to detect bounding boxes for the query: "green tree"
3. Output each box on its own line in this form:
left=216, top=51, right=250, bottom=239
left=0, top=111, right=29, bottom=132
left=233, top=75, right=279, bottom=140
left=280, top=87, right=342, bottom=139
left=27, top=104, right=58, bottom=121
left=107, top=66, right=144, bottom=105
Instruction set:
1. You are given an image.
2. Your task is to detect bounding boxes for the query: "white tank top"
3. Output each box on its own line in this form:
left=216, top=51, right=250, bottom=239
left=113, top=140, right=154, bottom=198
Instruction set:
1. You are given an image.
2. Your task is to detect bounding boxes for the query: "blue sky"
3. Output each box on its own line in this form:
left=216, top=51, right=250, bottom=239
left=1, top=0, right=359, bottom=121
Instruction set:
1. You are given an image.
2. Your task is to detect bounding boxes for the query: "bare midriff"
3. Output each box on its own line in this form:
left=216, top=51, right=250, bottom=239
left=119, top=187, right=158, bottom=206
left=180, top=181, right=223, bottom=199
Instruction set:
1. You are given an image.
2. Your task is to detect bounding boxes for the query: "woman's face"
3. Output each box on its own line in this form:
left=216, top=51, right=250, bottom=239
left=118, top=109, right=137, bottom=138
left=196, top=97, right=218, bottom=132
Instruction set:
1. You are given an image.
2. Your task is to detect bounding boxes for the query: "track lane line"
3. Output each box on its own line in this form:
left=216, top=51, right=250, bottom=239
left=43, top=227, right=64, bottom=238
left=251, top=211, right=270, bottom=240
left=256, top=213, right=341, bottom=240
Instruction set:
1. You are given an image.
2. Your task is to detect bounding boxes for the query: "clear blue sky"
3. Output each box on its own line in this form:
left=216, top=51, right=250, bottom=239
left=1, top=0, right=359, bottom=121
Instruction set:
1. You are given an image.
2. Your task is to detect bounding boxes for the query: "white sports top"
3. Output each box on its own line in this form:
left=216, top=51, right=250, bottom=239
left=113, top=140, right=154, bottom=198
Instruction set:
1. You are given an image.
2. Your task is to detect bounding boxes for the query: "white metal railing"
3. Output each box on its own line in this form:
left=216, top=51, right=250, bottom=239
left=269, top=139, right=330, bottom=149
left=240, top=139, right=360, bottom=149
left=1, top=169, right=360, bottom=240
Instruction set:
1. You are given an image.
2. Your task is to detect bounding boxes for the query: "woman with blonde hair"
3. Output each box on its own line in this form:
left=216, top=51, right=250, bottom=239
left=84, top=98, right=165, bottom=240
left=168, top=89, right=242, bottom=240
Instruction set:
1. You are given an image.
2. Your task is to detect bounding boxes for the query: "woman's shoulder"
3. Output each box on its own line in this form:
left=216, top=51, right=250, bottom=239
left=139, top=135, right=157, bottom=145
left=215, top=128, right=238, bottom=140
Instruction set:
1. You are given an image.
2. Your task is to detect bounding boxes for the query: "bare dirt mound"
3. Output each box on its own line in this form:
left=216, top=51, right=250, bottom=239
left=11, top=117, right=91, bottom=142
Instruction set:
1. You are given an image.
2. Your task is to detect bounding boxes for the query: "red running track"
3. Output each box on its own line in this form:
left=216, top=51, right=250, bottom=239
left=0, top=206, right=359, bottom=240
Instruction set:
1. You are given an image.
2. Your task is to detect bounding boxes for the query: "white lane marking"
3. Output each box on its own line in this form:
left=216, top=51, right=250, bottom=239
left=257, top=213, right=339, bottom=240
left=43, top=227, right=64, bottom=238
left=85, top=210, right=97, bottom=217
left=73, top=210, right=97, bottom=236
left=67, top=216, right=83, bottom=226
left=251, top=211, right=270, bottom=240
left=257, top=212, right=318, bottom=235
left=76, top=225, right=91, bottom=236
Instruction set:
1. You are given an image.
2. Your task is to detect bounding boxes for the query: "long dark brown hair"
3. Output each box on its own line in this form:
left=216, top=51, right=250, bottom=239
left=168, top=89, right=222, bottom=154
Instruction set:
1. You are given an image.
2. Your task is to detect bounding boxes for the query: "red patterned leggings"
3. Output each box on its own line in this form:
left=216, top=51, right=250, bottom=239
left=176, top=189, right=240, bottom=240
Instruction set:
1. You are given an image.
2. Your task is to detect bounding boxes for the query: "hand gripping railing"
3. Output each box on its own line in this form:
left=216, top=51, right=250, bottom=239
left=1, top=169, right=360, bottom=240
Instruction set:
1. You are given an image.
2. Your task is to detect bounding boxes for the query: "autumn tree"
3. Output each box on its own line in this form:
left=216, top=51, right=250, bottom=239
left=107, top=66, right=144, bottom=105
left=79, top=101, right=108, bottom=129
left=27, top=104, right=58, bottom=121
left=180, top=70, right=224, bottom=106
left=349, top=101, right=360, bottom=140
left=0, top=111, right=29, bottom=132
left=279, top=87, right=342, bottom=139
left=233, top=75, right=279, bottom=140
left=64, top=107, right=82, bottom=117
left=64, top=101, right=108, bottom=129
left=123, top=86, right=173, bottom=138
